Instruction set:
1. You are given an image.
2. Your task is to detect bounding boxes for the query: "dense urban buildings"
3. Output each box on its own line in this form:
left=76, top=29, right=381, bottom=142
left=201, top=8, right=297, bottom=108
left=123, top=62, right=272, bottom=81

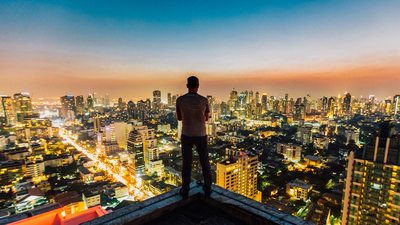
left=0, top=89, right=399, bottom=225
left=341, top=120, right=400, bottom=225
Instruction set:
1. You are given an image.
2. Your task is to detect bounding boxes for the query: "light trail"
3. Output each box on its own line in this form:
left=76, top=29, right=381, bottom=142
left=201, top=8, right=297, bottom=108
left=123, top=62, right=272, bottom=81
left=59, top=129, right=151, bottom=200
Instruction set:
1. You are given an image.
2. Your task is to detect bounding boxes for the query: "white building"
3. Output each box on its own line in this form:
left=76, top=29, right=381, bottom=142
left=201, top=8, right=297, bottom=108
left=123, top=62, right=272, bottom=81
left=277, top=142, right=302, bottom=162
left=26, top=161, right=45, bottom=179
left=286, top=178, right=312, bottom=201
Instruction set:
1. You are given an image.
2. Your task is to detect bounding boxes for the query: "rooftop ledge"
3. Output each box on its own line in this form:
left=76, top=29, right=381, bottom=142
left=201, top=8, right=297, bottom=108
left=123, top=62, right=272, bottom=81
left=82, top=181, right=313, bottom=225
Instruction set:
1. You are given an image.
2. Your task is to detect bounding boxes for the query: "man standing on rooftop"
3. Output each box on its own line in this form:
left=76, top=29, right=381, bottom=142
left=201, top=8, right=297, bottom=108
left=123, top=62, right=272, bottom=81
left=176, top=76, right=212, bottom=199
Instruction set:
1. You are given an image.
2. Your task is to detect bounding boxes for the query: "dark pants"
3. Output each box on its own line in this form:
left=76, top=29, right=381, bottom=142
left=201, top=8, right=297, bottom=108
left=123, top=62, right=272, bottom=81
left=181, top=134, right=212, bottom=192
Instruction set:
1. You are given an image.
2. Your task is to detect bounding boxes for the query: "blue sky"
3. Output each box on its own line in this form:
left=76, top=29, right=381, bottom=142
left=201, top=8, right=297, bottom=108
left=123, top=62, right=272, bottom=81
left=1, top=0, right=400, bottom=100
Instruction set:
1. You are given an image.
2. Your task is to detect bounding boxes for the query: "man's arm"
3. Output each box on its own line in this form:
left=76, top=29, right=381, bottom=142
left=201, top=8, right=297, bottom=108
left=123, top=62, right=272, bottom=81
left=176, top=102, right=182, bottom=121
left=205, top=112, right=209, bottom=122
left=205, top=99, right=210, bottom=122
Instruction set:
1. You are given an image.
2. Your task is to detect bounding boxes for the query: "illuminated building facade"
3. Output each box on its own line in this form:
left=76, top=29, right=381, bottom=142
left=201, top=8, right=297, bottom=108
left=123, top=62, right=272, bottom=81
left=0, top=95, right=16, bottom=125
left=326, top=97, right=335, bottom=117
left=277, top=142, right=302, bottom=162
left=153, top=90, right=161, bottom=112
left=393, top=94, right=400, bottom=116
left=341, top=121, right=400, bottom=225
left=75, top=95, right=85, bottom=115
left=343, top=92, right=352, bottom=114
left=26, top=161, right=45, bottom=180
left=60, top=95, right=75, bottom=120
left=14, top=93, right=32, bottom=122
left=286, top=178, right=312, bottom=201
left=293, top=103, right=305, bottom=121
left=216, top=152, right=261, bottom=201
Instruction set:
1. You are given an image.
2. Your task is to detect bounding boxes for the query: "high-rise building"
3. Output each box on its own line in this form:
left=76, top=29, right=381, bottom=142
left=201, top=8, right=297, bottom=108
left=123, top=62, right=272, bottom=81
left=127, top=101, right=137, bottom=119
left=75, top=95, right=84, bottom=115
left=327, top=97, right=334, bottom=117
left=137, top=100, right=147, bottom=121
left=167, top=93, right=172, bottom=107
left=216, top=152, right=261, bottom=201
left=0, top=95, right=16, bottom=125
left=14, top=93, right=32, bottom=121
left=343, top=92, right=352, bottom=114
left=127, top=129, right=145, bottom=177
left=255, top=91, right=260, bottom=104
left=153, top=90, right=161, bottom=112
left=60, top=95, right=75, bottom=120
left=261, top=93, right=267, bottom=112
left=322, top=96, right=328, bottom=113
left=393, top=94, right=400, bottom=116
left=105, top=94, right=110, bottom=107
left=249, top=90, right=254, bottom=103
left=118, top=98, right=124, bottom=110
left=341, top=120, right=400, bottom=225
left=293, top=104, right=305, bottom=121
left=87, top=95, right=94, bottom=112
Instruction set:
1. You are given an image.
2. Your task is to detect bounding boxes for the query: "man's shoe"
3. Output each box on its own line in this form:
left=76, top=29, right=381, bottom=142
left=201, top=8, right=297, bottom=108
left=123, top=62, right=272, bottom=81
left=179, top=188, right=189, bottom=199
left=204, top=190, right=212, bottom=198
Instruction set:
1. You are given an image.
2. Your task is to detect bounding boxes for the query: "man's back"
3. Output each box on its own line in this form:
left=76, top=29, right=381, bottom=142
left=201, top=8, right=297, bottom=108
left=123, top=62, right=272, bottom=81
left=176, top=93, right=209, bottom=137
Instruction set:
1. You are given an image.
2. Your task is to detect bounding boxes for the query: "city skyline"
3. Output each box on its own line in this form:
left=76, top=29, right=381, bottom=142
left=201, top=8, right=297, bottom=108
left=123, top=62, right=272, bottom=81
left=1, top=1, right=400, bottom=100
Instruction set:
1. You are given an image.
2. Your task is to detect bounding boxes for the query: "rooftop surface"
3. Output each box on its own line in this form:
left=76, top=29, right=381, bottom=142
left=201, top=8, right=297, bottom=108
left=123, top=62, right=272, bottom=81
left=82, top=181, right=313, bottom=225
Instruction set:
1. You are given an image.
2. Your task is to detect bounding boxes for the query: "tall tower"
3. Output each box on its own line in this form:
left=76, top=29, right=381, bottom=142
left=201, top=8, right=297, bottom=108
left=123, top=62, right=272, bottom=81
left=167, top=93, right=172, bottom=107
left=249, top=91, right=254, bottom=103
left=327, top=97, right=334, bottom=118
left=87, top=94, right=94, bottom=112
left=341, top=120, right=400, bottom=225
left=255, top=91, right=260, bottom=104
left=261, top=93, right=267, bottom=112
left=343, top=92, right=351, bottom=114
left=0, top=95, right=16, bottom=125
left=153, top=90, right=161, bottom=112
left=75, top=95, right=84, bottom=115
left=60, top=95, right=76, bottom=120
left=14, top=93, right=32, bottom=121
left=105, top=94, right=110, bottom=107
left=393, top=94, right=400, bottom=116
left=216, top=152, right=261, bottom=202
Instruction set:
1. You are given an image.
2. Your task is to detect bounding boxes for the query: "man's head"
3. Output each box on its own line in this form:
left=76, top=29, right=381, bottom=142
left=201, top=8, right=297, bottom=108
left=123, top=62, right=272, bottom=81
left=187, top=76, right=199, bottom=92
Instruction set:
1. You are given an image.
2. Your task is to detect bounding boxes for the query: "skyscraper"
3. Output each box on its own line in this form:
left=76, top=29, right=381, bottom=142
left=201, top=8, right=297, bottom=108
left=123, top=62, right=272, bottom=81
left=14, top=93, right=32, bottom=121
left=167, top=93, right=172, bottom=107
left=0, top=95, right=16, bottom=125
left=327, top=97, right=334, bottom=117
left=75, top=95, right=84, bottom=115
left=393, top=94, right=400, bottom=116
left=118, top=98, right=124, bottom=110
left=127, top=101, right=138, bottom=119
left=249, top=90, right=254, bottom=103
left=105, top=94, right=110, bottom=107
left=255, top=91, right=260, bottom=104
left=341, top=120, right=400, bottom=225
left=216, top=152, right=261, bottom=202
left=293, top=104, right=305, bottom=121
left=60, top=95, right=76, bottom=120
left=343, top=92, right=351, bottom=114
left=87, top=94, right=94, bottom=112
left=153, top=90, right=161, bottom=112
left=261, top=93, right=267, bottom=112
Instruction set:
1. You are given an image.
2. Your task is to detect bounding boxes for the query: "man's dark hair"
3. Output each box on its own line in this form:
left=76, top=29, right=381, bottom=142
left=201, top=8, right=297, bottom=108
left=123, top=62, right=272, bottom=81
left=187, top=76, right=199, bottom=88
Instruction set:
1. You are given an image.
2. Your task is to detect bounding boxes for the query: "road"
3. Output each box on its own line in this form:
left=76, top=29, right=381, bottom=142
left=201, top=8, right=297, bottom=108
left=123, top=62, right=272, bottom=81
left=59, top=131, right=152, bottom=200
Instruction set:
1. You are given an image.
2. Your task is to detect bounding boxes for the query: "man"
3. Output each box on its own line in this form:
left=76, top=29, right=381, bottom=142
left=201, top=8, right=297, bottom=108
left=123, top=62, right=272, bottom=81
left=176, top=76, right=212, bottom=199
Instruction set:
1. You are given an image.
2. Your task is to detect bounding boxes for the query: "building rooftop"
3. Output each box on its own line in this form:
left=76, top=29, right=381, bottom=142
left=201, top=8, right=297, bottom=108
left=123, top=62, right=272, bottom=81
left=81, top=181, right=313, bottom=225
left=304, top=155, right=321, bottom=161
left=78, top=166, right=92, bottom=175
left=287, top=179, right=312, bottom=190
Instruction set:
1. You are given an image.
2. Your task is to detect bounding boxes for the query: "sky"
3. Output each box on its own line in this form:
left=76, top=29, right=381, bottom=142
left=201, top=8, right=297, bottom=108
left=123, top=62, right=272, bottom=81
left=1, top=0, right=400, bottom=101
